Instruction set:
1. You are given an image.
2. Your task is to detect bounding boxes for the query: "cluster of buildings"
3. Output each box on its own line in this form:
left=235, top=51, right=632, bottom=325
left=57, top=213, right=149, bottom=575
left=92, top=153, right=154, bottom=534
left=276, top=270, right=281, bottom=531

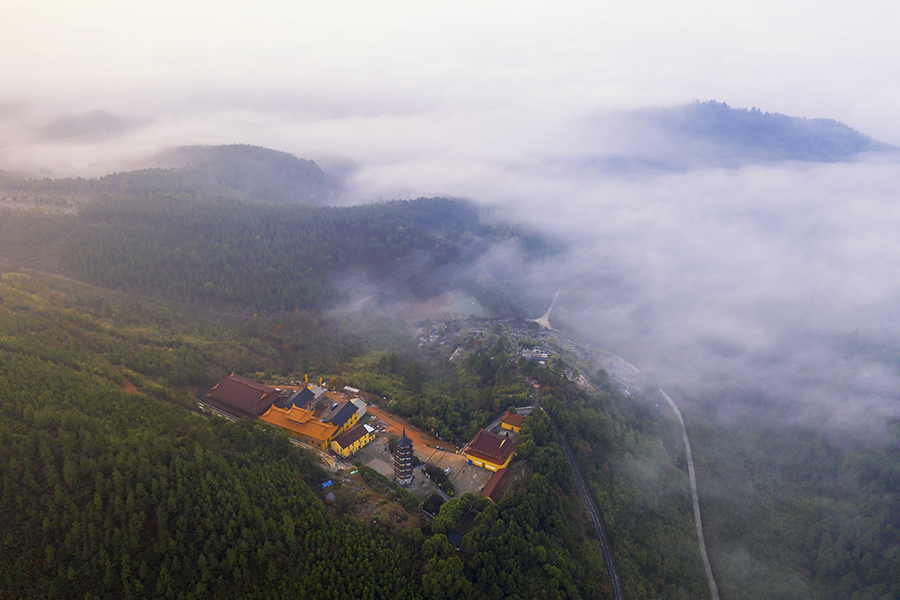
left=205, top=374, right=376, bottom=457
left=206, top=374, right=530, bottom=504
left=519, top=347, right=551, bottom=365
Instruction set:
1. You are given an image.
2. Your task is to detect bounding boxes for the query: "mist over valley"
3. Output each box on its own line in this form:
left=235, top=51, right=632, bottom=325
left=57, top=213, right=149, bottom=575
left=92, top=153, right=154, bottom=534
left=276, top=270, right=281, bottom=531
left=3, top=2, right=900, bottom=597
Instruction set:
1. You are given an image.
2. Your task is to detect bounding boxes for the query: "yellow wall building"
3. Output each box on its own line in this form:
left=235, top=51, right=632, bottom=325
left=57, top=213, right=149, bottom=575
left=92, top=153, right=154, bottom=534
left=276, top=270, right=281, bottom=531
left=464, top=429, right=516, bottom=472
left=500, top=411, right=525, bottom=434
left=330, top=424, right=377, bottom=458
left=261, top=405, right=338, bottom=449
left=259, top=385, right=370, bottom=450
left=320, top=395, right=367, bottom=437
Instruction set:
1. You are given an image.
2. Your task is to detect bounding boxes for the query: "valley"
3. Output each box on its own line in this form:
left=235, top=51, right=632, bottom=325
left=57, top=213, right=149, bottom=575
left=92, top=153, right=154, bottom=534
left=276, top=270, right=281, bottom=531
left=1, top=145, right=898, bottom=600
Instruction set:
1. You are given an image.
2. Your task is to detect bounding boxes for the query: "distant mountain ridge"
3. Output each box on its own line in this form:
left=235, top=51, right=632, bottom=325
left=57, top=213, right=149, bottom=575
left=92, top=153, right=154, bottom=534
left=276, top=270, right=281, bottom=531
left=141, top=144, right=332, bottom=204
left=0, top=144, right=333, bottom=205
left=579, top=101, right=897, bottom=174
left=645, top=101, right=896, bottom=162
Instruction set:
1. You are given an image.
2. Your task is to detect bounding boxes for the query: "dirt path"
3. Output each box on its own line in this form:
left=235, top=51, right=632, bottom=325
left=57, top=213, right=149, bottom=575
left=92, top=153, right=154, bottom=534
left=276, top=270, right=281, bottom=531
left=111, top=366, right=141, bottom=394
left=534, top=286, right=561, bottom=329
left=367, top=405, right=451, bottom=451
left=120, top=378, right=140, bottom=394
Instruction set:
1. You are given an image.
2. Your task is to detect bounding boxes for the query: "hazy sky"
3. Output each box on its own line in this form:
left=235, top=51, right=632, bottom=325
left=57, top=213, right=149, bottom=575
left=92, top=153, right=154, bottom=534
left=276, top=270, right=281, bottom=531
left=2, top=0, right=899, bottom=173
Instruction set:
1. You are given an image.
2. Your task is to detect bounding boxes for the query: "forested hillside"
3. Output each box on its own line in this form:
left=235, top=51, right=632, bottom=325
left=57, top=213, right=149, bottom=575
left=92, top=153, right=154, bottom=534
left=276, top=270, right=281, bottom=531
left=0, top=194, right=522, bottom=312
left=0, top=145, right=331, bottom=205
left=688, top=400, right=900, bottom=600
left=512, top=340, right=900, bottom=599
left=0, top=144, right=559, bottom=317
left=537, top=380, right=709, bottom=599
left=0, top=271, right=619, bottom=599
left=0, top=272, right=424, bottom=599
left=425, top=410, right=612, bottom=600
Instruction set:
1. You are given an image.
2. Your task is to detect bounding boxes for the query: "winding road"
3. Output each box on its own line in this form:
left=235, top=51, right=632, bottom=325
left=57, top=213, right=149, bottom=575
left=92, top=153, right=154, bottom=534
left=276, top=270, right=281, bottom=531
left=530, top=288, right=623, bottom=598
left=658, top=388, right=720, bottom=600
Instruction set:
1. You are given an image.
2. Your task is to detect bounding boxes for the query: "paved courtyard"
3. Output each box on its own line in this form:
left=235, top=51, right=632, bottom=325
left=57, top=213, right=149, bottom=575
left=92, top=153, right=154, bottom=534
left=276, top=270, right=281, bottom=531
left=352, top=430, right=493, bottom=500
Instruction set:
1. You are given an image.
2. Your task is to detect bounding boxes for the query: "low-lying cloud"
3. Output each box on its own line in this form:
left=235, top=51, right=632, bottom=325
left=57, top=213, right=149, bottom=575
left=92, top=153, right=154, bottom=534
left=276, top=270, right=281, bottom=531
left=2, top=98, right=898, bottom=436
left=38, top=110, right=138, bottom=143
left=491, top=156, right=900, bottom=435
left=331, top=112, right=900, bottom=435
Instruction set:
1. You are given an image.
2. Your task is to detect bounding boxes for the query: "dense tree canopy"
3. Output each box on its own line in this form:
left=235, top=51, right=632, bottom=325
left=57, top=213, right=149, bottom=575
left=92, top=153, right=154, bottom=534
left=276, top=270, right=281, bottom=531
left=0, top=144, right=331, bottom=205
left=0, top=294, right=423, bottom=599
left=0, top=194, right=520, bottom=313
left=0, top=272, right=612, bottom=600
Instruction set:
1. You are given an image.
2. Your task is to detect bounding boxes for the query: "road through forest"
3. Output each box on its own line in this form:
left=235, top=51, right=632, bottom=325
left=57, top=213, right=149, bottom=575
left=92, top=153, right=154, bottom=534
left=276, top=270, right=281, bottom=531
left=545, top=409, right=625, bottom=600
left=658, top=388, right=720, bottom=600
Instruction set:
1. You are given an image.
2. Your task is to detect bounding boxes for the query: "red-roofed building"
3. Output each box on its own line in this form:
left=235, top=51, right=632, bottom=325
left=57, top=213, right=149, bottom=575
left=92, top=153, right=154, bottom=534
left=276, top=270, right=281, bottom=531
left=205, top=374, right=282, bottom=418
left=464, top=429, right=515, bottom=471
left=501, top=411, right=526, bottom=433
left=481, top=467, right=511, bottom=502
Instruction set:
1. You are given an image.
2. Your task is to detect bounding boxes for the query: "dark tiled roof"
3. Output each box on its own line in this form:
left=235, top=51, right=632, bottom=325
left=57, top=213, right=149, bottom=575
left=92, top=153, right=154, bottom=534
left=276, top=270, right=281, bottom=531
left=322, top=402, right=356, bottom=429
left=396, top=430, right=413, bottom=448
left=273, top=395, right=293, bottom=409
left=482, top=467, right=510, bottom=502
left=274, top=387, right=316, bottom=410
left=203, top=395, right=260, bottom=419
left=294, top=387, right=315, bottom=408
left=447, top=532, right=464, bottom=548
left=207, top=374, right=280, bottom=417
left=333, top=423, right=371, bottom=449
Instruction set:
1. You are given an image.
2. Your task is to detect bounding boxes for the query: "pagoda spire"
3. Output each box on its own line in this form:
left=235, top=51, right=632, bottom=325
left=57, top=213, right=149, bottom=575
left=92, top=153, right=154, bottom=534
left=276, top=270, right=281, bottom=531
left=394, top=427, right=414, bottom=486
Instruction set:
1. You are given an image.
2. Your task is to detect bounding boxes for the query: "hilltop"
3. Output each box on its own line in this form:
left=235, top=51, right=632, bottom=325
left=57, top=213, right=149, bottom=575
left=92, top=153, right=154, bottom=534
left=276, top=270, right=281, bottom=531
left=579, top=101, right=898, bottom=174
left=0, top=144, right=332, bottom=207
left=141, top=144, right=333, bottom=204
left=646, top=101, right=896, bottom=162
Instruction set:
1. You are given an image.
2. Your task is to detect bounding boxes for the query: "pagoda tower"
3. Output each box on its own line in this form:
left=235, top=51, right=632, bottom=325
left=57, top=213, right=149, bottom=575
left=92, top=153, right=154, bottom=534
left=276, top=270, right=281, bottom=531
left=394, top=428, right=414, bottom=486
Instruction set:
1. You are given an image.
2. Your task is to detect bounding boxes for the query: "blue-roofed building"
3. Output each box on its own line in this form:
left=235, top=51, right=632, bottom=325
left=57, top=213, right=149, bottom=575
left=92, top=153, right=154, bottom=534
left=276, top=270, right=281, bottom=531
left=321, top=401, right=360, bottom=437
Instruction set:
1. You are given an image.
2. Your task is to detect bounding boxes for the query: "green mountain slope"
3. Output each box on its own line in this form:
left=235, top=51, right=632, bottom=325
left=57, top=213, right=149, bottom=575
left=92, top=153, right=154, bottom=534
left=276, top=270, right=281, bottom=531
left=0, top=274, right=423, bottom=600
left=0, top=271, right=619, bottom=600
left=0, top=195, right=509, bottom=312
left=0, top=144, right=331, bottom=205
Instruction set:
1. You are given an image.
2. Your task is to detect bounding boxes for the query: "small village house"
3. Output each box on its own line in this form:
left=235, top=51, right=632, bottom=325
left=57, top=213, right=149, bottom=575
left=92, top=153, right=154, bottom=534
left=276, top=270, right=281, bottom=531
left=500, top=411, right=525, bottom=434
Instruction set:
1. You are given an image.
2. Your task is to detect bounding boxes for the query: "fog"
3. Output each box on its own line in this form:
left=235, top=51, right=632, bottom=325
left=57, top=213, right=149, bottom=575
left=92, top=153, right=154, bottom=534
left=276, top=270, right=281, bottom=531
left=3, top=0, right=900, bottom=436
left=367, top=137, right=900, bottom=435
left=494, top=155, right=900, bottom=434
left=311, top=104, right=900, bottom=435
